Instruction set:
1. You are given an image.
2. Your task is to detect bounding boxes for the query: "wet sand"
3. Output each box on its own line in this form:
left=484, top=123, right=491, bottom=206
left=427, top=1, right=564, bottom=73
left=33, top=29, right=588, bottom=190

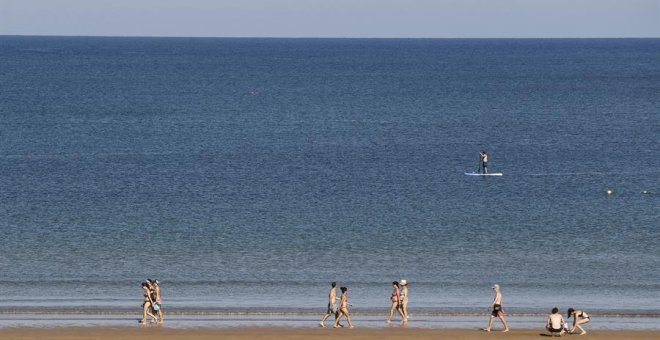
left=1, top=327, right=659, bottom=340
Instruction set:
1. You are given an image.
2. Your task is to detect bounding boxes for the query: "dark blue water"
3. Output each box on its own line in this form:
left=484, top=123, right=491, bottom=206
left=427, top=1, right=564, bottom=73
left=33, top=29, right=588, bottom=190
left=0, top=37, right=659, bottom=317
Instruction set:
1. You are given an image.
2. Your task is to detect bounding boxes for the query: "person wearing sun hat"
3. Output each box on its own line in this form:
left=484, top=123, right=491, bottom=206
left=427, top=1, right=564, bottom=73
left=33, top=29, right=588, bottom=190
left=483, top=284, right=509, bottom=332
left=399, top=279, right=409, bottom=322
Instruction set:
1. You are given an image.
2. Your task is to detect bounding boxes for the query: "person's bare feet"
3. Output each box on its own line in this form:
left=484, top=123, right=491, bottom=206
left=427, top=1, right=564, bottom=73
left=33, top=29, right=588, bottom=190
left=502, top=328, right=510, bottom=332
left=482, top=328, right=491, bottom=332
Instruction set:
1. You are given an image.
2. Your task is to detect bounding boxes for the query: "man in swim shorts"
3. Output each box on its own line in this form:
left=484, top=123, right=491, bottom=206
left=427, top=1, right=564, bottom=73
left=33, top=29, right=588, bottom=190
left=546, top=307, right=566, bottom=335
left=480, top=150, right=489, bottom=174
left=483, top=284, right=509, bottom=332
left=320, top=282, right=338, bottom=327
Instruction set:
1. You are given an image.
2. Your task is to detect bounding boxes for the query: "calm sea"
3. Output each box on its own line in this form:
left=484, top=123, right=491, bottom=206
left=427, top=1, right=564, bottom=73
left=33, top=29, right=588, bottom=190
left=0, top=37, right=658, bottom=325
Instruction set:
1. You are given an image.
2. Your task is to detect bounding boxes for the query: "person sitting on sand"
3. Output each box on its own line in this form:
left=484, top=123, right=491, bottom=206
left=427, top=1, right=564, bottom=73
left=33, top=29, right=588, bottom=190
left=567, top=308, right=590, bottom=335
left=333, top=287, right=354, bottom=329
left=546, top=307, right=566, bottom=336
left=139, top=281, right=157, bottom=324
left=483, top=284, right=509, bottom=332
left=320, top=282, right=339, bottom=327
left=387, top=281, right=405, bottom=323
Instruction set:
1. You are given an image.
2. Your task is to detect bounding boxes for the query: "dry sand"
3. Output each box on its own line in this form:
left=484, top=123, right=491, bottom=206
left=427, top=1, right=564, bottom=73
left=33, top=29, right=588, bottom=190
left=0, top=327, right=658, bottom=340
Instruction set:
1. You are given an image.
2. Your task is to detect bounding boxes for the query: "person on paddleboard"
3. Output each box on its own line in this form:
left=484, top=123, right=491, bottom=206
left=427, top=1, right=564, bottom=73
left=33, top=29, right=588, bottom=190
left=480, top=151, right=489, bottom=174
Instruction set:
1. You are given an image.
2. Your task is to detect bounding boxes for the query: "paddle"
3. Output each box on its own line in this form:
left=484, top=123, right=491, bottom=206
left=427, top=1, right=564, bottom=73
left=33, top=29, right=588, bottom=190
left=477, top=155, right=482, bottom=173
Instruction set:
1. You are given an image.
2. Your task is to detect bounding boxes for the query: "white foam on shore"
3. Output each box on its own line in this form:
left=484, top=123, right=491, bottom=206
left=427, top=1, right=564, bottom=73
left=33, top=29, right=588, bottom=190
left=0, top=314, right=658, bottom=330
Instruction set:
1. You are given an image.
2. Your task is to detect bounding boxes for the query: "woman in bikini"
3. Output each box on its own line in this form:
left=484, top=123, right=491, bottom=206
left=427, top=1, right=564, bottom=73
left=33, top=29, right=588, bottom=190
left=333, top=287, right=354, bottom=329
left=567, top=308, right=590, bottom=335
left=386, top=281, right=404, bottom=323
left=139, top=281, right=157, bottom=324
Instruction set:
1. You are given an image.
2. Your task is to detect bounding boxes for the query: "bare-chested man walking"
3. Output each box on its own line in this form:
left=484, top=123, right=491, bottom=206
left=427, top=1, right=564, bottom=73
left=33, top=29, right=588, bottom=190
left=320, top=282, right=338, bottom=327
left=483, top=284, right=509, bottom=332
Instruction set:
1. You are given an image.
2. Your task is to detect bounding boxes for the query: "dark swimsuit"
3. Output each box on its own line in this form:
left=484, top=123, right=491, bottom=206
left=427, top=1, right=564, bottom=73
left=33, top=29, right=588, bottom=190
left=548, top=326, right=563, bottom=333
left=491, top=304, right=502, bottom=317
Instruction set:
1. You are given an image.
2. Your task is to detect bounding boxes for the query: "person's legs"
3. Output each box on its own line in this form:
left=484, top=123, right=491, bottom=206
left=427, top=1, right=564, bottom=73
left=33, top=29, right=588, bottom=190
left=401, top=300, right=409, bottom=321
left=483, top=315, right=495, bottom=331
left=387, top=302, right=397, bottom=323
left=320, top=312, right=330, bottom=325
left=141, top=302, right=156, bottom=324
left=321, top=305, right=332, bottom=327
left=575, top=319, right=588, bottom=335
left=498, top=313, right=510, bottom=332
left=343, top=309, right=354, bottom=328
left=140, top=303, right=148, bottom=324
left=397, top=303, right=405, bottom=319
left=333, top=310, right=344, bottom=328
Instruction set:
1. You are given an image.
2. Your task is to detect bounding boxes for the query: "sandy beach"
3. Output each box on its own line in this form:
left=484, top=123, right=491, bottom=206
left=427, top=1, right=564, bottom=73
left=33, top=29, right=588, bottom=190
left=0, top=327, right=659, bottom=340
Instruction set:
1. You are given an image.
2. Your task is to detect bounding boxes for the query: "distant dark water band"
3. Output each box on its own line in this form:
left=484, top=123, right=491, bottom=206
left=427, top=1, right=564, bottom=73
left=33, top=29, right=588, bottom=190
left=1, top=307, right=658, bottom=318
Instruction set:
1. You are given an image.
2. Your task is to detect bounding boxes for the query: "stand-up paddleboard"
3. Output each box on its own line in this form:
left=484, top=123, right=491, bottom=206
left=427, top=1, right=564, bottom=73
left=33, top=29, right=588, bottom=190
left=464, top=172, right=503, bottom=176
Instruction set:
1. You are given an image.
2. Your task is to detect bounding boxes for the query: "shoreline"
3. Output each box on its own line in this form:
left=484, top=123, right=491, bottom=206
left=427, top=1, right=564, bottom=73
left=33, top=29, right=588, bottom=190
left=1, top=306, right=659, bottom=317
left=0, top=313, right=658, bottom=331
left=1, top=327, right=660, bottom=340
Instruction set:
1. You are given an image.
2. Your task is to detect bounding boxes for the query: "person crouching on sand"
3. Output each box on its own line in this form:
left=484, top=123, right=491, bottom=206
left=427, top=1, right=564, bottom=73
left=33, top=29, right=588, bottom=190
left=567, top=308, right=590, bottom=335
left=483, top=284, right=509, bottom=332
left=546, top=307, right=566, bottom=336
left=333, top=287, right=354, bottom=328
left=387, top=281, right=405, bottom=323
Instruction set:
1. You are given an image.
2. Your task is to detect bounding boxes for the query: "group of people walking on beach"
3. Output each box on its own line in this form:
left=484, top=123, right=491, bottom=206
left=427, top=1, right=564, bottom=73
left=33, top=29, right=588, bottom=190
left=319, top=280, right=411, bottom=329
left=319, top=280, right=410, bottom=329
left=139, top=279, right=163, bottom=324
left=319, top=281, right=590, bottom=335
left=135, top=279, right=590, bottom=334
